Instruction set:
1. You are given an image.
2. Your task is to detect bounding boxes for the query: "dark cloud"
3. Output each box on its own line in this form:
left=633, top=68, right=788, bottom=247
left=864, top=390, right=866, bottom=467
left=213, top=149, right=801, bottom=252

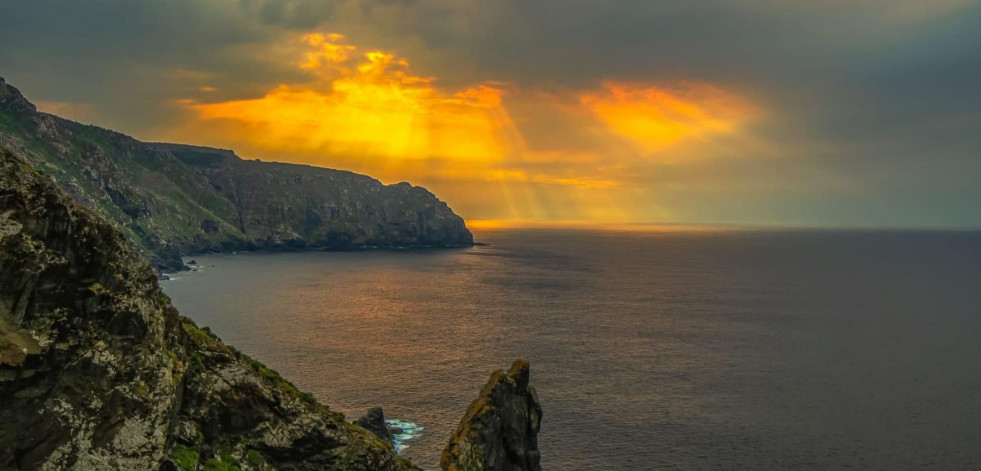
left=1, top=0, right=979, bottom=226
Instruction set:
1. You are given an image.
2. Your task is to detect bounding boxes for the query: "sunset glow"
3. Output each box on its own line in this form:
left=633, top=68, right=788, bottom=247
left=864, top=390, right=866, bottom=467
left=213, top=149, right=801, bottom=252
left=168, top=34, right=761, bottom=224
left=4, top=3, right=981, bottom=470
left=581, top=82, right=757, bottom=153
left=188, top=35, right=512, bottom=164
left=8, top=0, right=979, bottom=228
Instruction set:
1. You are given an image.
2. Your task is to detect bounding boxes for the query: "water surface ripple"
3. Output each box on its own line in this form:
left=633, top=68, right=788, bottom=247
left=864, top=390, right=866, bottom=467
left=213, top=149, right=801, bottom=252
left=163, top=229, right=981, bottom=470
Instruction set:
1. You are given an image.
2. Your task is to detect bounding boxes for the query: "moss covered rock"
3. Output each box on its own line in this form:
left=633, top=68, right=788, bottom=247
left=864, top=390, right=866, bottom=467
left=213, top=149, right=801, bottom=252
left=441, top=361, right=543, bottom=471
left=0, top=147, right=418, bottom=471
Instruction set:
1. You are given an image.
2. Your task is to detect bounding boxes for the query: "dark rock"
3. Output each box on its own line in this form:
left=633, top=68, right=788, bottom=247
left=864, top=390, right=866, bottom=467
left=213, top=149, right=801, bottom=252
left=356, top=407, right=395, bottom=445
left=0, top=78, right=473, bottom=272
left=0, top=147, right=419, bottom=470
left=441, top=360, right=543, bottom=471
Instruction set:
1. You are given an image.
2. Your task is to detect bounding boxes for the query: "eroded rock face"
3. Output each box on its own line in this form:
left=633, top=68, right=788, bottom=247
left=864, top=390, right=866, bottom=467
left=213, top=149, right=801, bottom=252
left=0, top=77, right=473, bottom=272
left=441, top=360, right=543, bottom=471
left=356, top=407, right=396, bottom=446
left=0, top=147, right=417, bottom=471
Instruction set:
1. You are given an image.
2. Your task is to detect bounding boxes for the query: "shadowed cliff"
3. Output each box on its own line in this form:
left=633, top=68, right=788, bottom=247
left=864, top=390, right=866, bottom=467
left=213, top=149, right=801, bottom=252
left=0, top=146, right=543, bottom=470
left=0, top=77, right=473, bottom=271
left=442, top=361, right=543, bottom=471
left=0, top=146, right=419, bottom=470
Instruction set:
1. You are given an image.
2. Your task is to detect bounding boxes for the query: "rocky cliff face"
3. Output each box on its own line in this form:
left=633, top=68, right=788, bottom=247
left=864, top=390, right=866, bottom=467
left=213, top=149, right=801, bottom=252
left=0, top=146, right=418, bottom=470
left=441, top=361, right=543, bottom=471
left=356, top=407, right=396, bottom=446
left=0, top=77, right=472, bottom=272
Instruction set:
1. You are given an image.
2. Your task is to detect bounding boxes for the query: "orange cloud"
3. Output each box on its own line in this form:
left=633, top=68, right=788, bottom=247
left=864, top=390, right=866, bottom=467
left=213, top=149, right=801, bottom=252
left=474, top=168, right=619, bottom=189
left=185, top=34, right=513, bottom=165
left=300, top=33, right=356, bottom=68
left=170, top=34, right=762, bottom=224
left=581, top=81, right=757, bottom=153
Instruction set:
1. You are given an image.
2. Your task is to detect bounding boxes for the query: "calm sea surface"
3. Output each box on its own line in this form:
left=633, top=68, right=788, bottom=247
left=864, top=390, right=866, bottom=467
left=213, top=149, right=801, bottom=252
left=162, top=228, right=981, bottom=470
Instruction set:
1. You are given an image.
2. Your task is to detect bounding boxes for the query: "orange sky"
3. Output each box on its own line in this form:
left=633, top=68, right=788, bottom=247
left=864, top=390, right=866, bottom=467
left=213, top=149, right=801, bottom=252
left=167, top=33, right=760, bottom=224
left=9, top=0, right=981, bottom=228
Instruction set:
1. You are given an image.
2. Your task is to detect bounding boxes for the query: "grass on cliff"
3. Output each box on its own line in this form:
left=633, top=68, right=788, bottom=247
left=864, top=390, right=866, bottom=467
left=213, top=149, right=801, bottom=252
left=203, top=451, right=241, bottom=471
left=170, top=445, right=199, bottom=471
left=180, top=317, right=326, bottom=412
left=172, top=439, right=243, bottom=471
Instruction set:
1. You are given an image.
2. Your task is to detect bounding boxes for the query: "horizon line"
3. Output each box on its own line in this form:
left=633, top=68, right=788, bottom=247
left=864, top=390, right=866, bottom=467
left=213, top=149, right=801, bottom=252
left=465, top=219, right=981, bottom=232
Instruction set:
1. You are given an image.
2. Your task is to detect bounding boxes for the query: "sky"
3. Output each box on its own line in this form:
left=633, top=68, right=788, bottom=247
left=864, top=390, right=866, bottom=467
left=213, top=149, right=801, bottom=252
left=2, top=0, right=980, bottom=228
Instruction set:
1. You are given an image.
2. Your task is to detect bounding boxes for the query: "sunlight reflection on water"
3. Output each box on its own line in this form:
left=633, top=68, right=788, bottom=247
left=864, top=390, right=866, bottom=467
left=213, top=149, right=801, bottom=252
left=163, top=229, right=981, bottom=470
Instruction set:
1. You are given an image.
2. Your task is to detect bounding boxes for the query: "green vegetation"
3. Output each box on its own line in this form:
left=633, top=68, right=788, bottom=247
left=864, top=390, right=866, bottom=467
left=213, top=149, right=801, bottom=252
left=248, top=355, right=321, bottom=407
left=203, top=450, right=241, bottom=471
left=181, top=318, right=227, bottom=351
left=183, top=320, right=213, bottom=345
left=179, top=315, right=323, bottom=409
left=170, top=444, right=200, bottom=471
left=0, top=141, right=430, bottom=471
left=244, top=449, right=265, bottom=467
left=397, top=456, right=418, bottom=470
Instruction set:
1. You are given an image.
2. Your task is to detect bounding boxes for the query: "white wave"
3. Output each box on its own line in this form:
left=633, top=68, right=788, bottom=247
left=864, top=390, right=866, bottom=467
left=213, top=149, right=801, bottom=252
left=386, top=419, right=424, bottom=453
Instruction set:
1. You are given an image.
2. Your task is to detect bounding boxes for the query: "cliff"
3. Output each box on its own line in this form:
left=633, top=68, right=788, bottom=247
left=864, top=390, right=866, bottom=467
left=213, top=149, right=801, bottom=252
left=441, top=361, right=543, bottom=471
left=0, top=77, right=473, bottom=271
left=0, top=146, right=418, bottom=470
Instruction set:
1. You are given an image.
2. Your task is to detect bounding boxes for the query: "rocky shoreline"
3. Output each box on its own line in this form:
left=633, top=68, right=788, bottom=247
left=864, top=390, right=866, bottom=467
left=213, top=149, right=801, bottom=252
left=163, top=242, right=477, bottom=277
left=0, top=146, right=541, bottom=470
left=0, top=77, right=474, bottom=273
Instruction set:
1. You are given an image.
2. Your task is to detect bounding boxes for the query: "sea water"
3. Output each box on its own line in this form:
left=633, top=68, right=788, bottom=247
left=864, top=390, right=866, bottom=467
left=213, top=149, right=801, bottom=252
left=162, top=228, right=981, bottom=470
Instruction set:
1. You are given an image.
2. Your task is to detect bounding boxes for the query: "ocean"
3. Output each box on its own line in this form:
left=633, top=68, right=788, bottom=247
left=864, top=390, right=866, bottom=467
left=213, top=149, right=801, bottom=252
left=161, top=228, right=981, bottom=470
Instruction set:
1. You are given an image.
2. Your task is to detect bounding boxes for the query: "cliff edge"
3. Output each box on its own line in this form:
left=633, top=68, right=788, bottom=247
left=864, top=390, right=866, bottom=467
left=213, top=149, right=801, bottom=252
left=441, top=360, right=543, bottom=471
left=0, top=77, right=473, bottom=272
left=0, top=146, right=418, bottom=470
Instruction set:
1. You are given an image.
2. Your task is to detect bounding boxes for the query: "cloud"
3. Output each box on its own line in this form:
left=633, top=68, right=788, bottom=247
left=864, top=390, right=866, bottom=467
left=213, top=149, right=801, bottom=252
left=2, top=0, right=979, bottom=226
left=166, top=33, right=771, bottom=223
left=178, top=34, right=515, bottom=166
left=580, top=82, right=758, bottom=155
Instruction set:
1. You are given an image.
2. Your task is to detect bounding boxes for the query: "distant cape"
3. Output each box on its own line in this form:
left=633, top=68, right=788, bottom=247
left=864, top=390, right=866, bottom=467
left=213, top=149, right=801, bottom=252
left=0, top=76, right=473, bottom=271
left=0, top=146, right=537, bottom=471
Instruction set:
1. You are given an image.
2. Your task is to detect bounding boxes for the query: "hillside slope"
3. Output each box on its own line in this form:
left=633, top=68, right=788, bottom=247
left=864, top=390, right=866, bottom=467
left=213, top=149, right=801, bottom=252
left=0, top=77, right=472, bottom=271
left=0, top=146, right=421, bottom=470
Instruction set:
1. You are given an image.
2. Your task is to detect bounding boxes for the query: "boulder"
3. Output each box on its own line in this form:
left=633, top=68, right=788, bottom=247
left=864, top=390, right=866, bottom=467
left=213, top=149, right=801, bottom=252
left=441, top=360, right=543, bottom=471
left=357, top=407, right=396, bottom=445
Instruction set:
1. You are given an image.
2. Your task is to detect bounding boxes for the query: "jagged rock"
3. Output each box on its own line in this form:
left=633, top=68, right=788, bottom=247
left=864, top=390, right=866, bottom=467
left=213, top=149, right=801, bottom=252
left=0, top=77, right=473, bottom=272
left=441, top=360, right=543, bottom=471
left=356, top=407, right=395, bottom=445
left=0, top=147, right=419, bottom=470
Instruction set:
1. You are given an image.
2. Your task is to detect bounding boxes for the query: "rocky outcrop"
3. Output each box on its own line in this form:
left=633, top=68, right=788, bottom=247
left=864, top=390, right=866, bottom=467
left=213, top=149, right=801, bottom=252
left=441, top=361, right=543, bottom=471
left=0, top=77, right=473, bottom=272
left=0, top=146, right=418, bottom=470
left=356, top=407, right=395, bottom=446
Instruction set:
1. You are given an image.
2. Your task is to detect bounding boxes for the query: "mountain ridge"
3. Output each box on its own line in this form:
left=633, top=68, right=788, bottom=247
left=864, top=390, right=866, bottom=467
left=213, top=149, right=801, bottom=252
left=0, top=145, right=541, bottom=470
left=0, top=146, right=418, bottom=470
left=0, top=76, right=473, bottom=271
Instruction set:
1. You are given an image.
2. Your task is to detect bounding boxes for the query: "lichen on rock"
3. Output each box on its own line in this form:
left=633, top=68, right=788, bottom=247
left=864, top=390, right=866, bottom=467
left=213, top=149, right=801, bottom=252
left=441, top=360, right=543, bottom=471
left=0, top=146, right=419, bottom=471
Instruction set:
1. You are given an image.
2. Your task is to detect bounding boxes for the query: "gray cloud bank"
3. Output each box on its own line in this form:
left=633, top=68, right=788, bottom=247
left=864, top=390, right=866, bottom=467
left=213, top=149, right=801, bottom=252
left=2, top=0, right=979, bottom=227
